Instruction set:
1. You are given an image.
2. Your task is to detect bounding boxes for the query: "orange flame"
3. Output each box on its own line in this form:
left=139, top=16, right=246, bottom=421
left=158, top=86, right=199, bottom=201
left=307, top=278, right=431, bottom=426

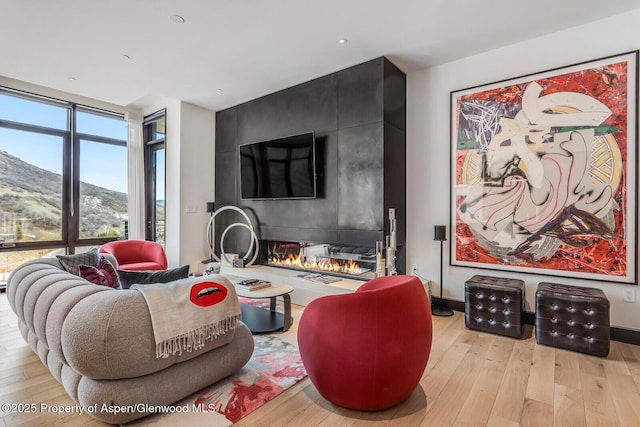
left=271, top=254, right=362, bottom=275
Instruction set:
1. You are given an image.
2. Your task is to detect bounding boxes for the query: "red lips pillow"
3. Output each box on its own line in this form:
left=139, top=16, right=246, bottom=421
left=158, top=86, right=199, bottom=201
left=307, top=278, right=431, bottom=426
left=189, top=281, right=228, bottom=307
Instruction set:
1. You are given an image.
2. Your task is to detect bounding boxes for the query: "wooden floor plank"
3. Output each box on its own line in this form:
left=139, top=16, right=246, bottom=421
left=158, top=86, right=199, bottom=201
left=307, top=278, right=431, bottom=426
left=421, top=340, right=472, bottom=403
left=486, top=335, right=516, bottom=364
left=423, top=312, right=465, bottom=374
left=489, top=339, right=535, bottom=423
left=603, top=341, right=632, bottom=377
left=554, top=348, right=582, bottom=390
left=577, top=352, right=606, bottom=379
left=420, top=331, right=491, bottom=426
left=553, top=384, right=586, bottom=427
left=580, top=372, right=619, bottom=427
left=520, top=398, right=553, bottom=427
left=280, top=384, right=335, bottom=427
left=606, top=372, right=640, bottom=427
left=485, top=414, right=520, bottom=427
left=525, top=344, right=555, bottom=406
left=618, top=341, right=640, bottom=391
left=455, top=357, right=507, bottom=427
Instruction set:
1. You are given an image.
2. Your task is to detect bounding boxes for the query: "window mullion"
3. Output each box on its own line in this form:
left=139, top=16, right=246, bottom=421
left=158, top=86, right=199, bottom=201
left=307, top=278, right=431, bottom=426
left=68, top=104, right=79, bottom=253
left=0, top=118, right=68, bottom=137
left=76, top=132, right=126, bottom=147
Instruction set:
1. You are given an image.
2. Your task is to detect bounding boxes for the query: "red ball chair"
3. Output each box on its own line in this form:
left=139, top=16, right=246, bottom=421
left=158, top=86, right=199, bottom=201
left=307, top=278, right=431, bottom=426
left=99, top=240, right=168, bottom=271
left=297, top=275, right=432, bottom=410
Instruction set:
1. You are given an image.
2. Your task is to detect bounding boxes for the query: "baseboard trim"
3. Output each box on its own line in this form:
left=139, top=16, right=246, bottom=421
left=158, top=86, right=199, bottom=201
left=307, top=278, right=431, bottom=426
left=523, top=311, right=536, bottom=325
left=435, top=298, right=640, bottom=346
left=610, top=327, right=640, bottom=345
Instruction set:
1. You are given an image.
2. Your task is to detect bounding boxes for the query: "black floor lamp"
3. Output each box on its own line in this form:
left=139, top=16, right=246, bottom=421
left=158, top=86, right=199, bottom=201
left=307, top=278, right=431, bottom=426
left=432, top=225, right=453, bottom=316
left=202, top=202, right=216, bottom=264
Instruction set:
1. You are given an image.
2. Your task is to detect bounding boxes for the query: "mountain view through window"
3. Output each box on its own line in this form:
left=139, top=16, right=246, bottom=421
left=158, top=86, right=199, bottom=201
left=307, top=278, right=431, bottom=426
left=0, top=90, right=127, bottom=282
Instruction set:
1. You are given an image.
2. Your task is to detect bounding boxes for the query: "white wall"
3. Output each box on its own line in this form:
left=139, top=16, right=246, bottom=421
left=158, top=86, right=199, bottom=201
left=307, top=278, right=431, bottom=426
left=178, top=102, right=215, bottom=273
left=407, top=10, right=640, bottom=331
left=141, top=99, right=215, bottom=273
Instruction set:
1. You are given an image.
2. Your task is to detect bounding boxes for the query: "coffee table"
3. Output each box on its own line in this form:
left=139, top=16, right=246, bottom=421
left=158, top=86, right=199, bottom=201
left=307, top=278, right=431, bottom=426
left=234, top=283, right=294, bottom=333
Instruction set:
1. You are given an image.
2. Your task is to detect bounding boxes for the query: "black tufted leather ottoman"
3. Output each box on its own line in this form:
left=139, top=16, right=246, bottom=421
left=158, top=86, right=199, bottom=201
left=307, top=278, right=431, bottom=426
left=465, top=275, right=524, bottom=338
left=535, top=282, right=610, bottom=357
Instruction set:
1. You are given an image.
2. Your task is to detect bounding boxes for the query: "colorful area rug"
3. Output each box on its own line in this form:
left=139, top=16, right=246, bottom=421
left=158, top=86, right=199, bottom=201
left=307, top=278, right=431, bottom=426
left=194, top=334, right=306, bottom=422
left=238, top=296, right=284, bottom=311
left=129, top=335, right=306, bottom=426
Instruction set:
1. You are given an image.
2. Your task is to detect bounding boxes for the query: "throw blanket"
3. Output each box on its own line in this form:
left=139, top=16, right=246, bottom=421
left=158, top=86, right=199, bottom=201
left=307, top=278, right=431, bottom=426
left=132, top=275, right=241, bottom=358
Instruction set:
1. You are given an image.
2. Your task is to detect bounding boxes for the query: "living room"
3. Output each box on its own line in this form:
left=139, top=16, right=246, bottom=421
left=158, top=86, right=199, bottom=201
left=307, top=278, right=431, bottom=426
left=2, top=1, right=640, bottom=426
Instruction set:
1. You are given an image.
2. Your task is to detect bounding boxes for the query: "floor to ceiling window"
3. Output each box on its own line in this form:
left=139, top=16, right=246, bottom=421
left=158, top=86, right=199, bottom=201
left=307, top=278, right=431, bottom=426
left=144, top=110, right=166, bottom=244
left=76, top=109, right=128, bottom=240
left=0, top=87, right=127, bottom=283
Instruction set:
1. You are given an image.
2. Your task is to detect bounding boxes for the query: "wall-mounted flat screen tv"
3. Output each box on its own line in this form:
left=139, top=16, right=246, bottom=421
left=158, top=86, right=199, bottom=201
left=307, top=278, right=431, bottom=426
left=239, top=132, right=316, bottom=200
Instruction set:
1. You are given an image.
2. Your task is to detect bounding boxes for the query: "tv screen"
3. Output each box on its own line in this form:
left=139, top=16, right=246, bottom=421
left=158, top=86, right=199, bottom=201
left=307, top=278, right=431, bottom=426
left=239, top=132, right=316, bottom=200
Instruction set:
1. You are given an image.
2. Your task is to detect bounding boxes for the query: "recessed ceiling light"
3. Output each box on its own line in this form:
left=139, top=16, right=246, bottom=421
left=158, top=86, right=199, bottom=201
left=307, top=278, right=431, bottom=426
left=216, top=89, right=223, bottom=93
left=121, top=54, right=131, bottom=60
left=169, top=14, right=185, bottom=24
left=67, top=77, right=76, bottom=81
left=338, top=38, right=348, bottom=44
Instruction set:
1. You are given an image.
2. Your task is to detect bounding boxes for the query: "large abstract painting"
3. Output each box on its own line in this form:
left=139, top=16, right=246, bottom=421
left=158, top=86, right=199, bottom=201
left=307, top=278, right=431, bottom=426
left=451, top=51, right=638, bottom=284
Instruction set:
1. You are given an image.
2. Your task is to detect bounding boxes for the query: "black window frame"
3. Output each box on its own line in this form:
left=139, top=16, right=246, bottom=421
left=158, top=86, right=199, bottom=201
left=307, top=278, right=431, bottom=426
left=0, top=86, right=127, bottom=255
left=143, top=109, right=166, bottom=242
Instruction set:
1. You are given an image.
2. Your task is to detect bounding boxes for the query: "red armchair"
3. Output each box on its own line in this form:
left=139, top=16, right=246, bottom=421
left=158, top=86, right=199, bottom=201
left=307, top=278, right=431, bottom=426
left=297, top=275, right=432, bottom=411
left=99, top=240, right=168, bottom=271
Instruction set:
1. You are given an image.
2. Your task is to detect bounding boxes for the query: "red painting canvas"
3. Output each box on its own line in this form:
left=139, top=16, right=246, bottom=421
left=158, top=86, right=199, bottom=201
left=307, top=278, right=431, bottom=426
left=450, top=51, right=638, bottom=284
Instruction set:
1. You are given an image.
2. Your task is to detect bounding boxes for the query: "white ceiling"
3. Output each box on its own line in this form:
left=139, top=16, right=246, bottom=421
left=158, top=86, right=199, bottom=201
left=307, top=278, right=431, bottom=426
left=2, top=0, right=640, bottom=112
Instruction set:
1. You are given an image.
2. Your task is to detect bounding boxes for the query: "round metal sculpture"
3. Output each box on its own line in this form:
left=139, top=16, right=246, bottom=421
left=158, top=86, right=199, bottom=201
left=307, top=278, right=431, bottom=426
left=205, top=206, right=259, bottom=266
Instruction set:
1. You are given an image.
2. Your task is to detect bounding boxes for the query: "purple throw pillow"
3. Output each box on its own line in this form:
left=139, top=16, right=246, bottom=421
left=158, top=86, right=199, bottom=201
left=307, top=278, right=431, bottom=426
left=79, top=256, right=120, bottom=288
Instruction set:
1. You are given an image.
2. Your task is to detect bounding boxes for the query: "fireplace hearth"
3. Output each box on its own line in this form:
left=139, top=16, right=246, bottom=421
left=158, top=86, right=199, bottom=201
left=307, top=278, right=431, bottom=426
left=266, top=241, right=378, bottom=281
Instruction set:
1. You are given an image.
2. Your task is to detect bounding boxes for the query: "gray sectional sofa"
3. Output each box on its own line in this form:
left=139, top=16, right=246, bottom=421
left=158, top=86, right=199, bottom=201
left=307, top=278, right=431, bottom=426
left=7, top=258, right=255, bottom=424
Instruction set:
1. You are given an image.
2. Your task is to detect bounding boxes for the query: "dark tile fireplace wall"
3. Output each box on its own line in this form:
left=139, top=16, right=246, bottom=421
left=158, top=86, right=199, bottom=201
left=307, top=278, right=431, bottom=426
left=214, top=56, right=407, bottom=273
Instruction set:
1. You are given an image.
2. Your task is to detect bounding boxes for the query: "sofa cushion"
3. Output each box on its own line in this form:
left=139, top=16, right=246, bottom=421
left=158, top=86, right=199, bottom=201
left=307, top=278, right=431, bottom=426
left=75, top=325, right=254, bottom=424
left=57, top=248, right=99, bottom=276
left=79, top=257, right=120, bottom=288
left=117, top=265, right=190, bottom=289
left=62, top=286, right=239, bottom=380
left=46, top=285, right=111, bottom=366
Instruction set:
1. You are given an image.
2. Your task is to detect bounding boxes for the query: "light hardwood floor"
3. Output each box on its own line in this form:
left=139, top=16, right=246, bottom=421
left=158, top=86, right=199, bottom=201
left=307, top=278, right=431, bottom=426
left=1, top=291, right=639, bottom=426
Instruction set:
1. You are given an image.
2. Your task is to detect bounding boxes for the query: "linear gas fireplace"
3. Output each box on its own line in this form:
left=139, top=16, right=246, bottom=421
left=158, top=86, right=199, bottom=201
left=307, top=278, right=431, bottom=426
left=265, top=241, right=378, bottom=281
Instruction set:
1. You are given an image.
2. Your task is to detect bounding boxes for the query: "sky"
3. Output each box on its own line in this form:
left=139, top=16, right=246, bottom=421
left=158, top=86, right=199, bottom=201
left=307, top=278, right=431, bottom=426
left=0, top=94, right=128, bottom=193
